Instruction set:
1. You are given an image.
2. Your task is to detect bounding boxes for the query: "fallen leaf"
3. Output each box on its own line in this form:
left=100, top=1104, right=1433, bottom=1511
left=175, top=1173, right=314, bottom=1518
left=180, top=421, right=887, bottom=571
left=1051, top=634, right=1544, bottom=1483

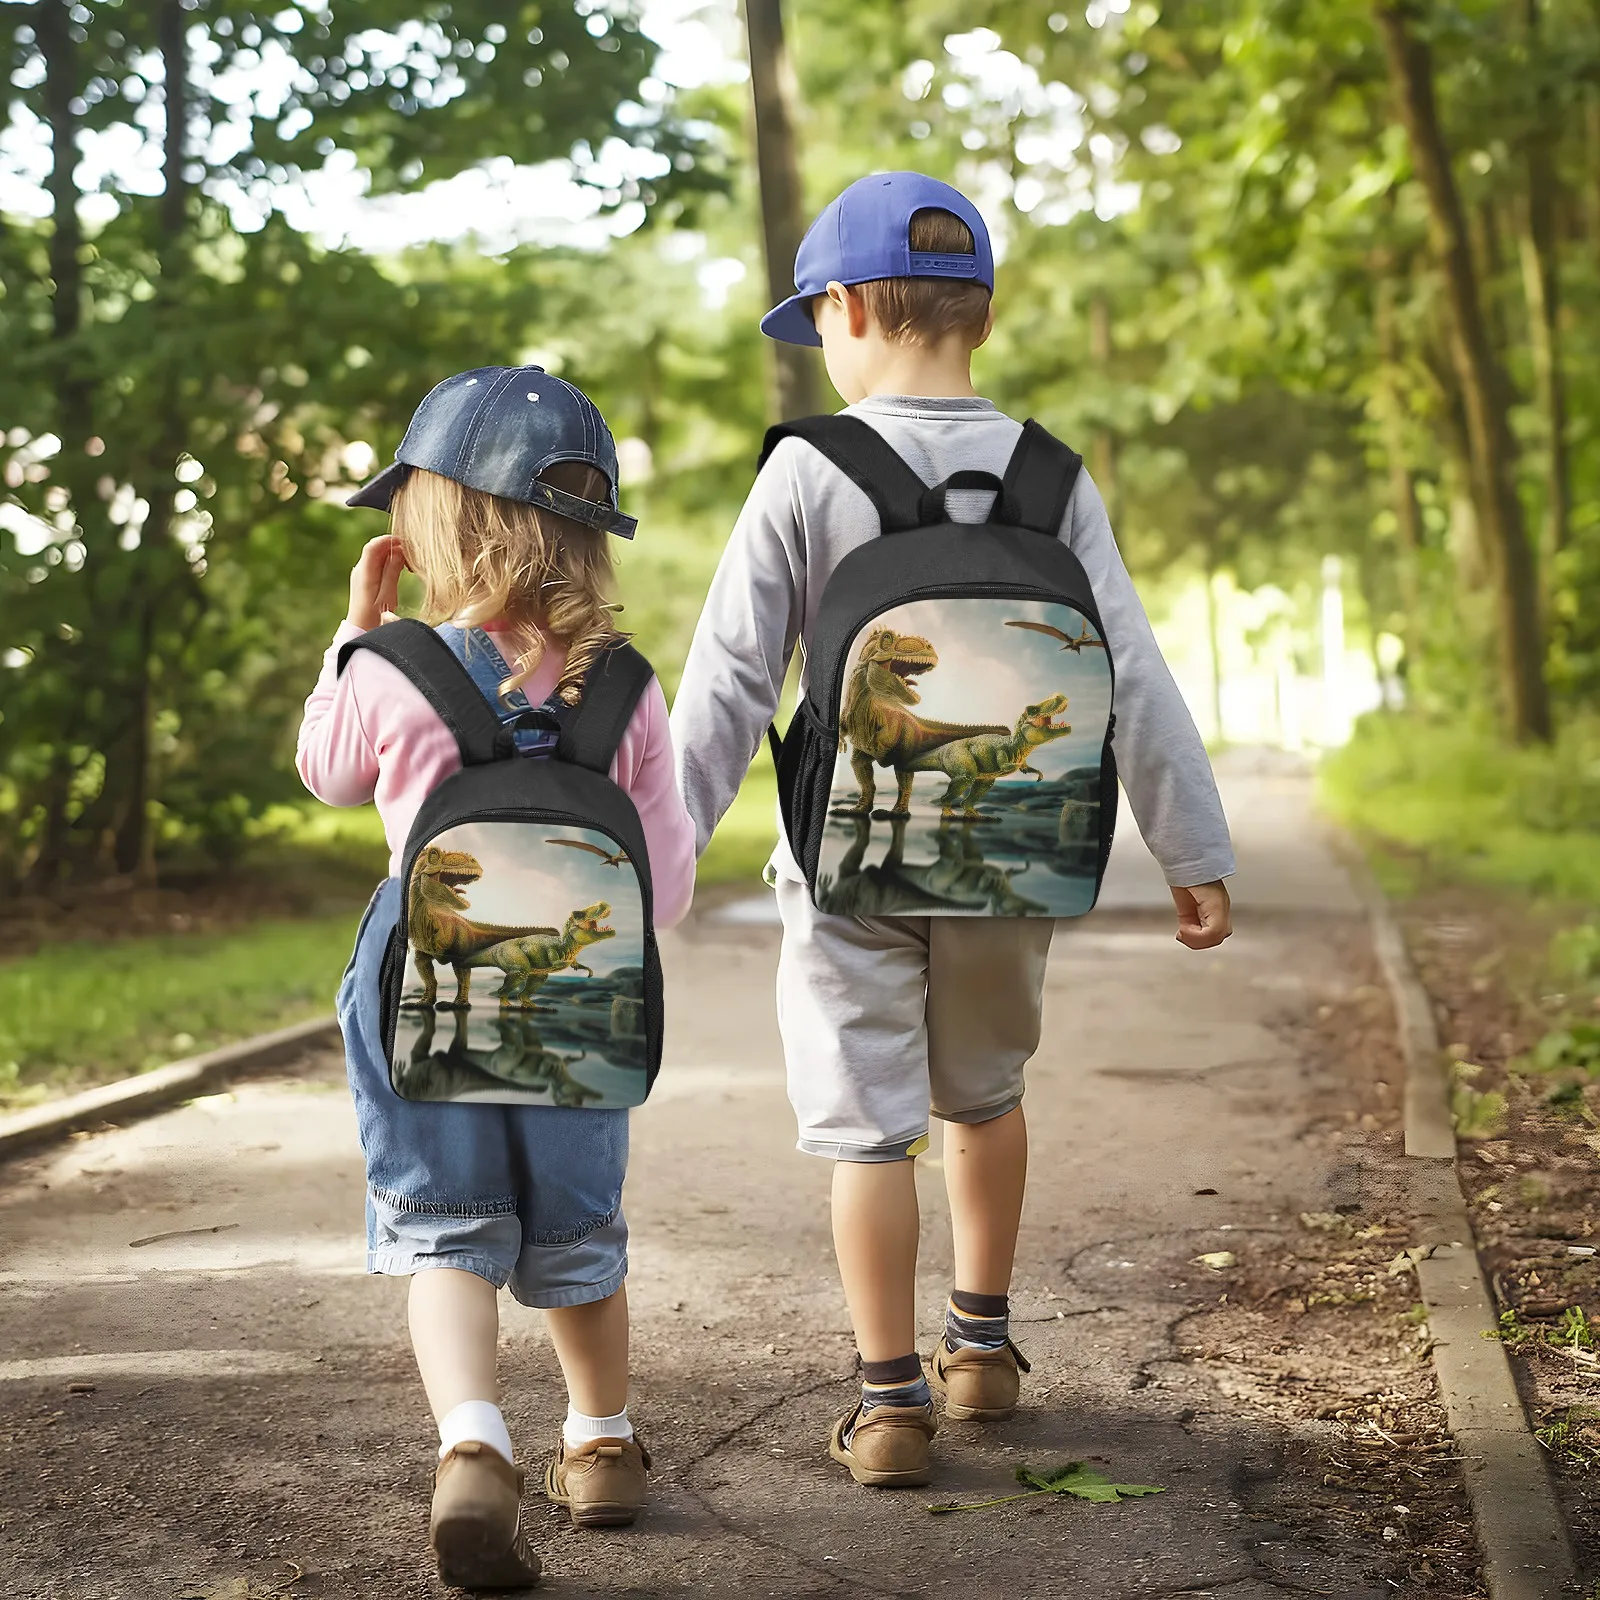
left=1194, top=1251, right=1236, bottom=1271
left=929, top=1459, right=1164, bottom=1514
left=1018, top=1462, right=1167, bottom=1503
left=1387, top=1245, right=1435, bottom=1277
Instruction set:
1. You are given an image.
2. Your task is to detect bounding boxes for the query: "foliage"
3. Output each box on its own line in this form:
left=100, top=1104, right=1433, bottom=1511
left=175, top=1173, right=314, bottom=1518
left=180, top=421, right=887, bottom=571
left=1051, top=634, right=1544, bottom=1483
left=8, top=0, right=1600, bottom=912
left=0, top=0, right=727, bottom=893
left=1449, top=1060, right=1508, bottom=1139
left=1320, top=712, right=1600, bottom=903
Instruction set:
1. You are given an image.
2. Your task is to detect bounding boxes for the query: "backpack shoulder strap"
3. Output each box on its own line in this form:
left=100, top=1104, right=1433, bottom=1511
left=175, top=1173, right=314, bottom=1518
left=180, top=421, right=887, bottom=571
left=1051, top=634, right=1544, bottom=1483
left=337, top=618, right=510, bottom=767
left=554, top=642, right=657, bottom=776
left=996, top=420, right=1084, bottom=536
left=759, top=414, right=927, bottom=533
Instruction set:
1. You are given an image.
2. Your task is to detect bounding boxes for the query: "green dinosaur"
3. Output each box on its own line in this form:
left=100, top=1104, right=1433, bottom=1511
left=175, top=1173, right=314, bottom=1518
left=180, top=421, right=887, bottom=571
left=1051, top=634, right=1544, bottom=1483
left=405, top=846, right=560, bottom=1010
left=396, top=1008, right=601, bottom=1107
left=838, top=628, right=1005, bottom=816
left=465, top=902, right=617, bottom=1009
left=909, top=693, right=1073, bottom=818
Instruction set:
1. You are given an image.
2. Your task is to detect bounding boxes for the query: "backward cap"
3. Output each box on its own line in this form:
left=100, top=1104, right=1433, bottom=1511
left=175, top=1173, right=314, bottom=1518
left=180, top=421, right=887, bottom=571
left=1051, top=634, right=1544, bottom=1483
left=760, top=172, right=995, bottom=347
left=348, top=365, right=637, bottom=539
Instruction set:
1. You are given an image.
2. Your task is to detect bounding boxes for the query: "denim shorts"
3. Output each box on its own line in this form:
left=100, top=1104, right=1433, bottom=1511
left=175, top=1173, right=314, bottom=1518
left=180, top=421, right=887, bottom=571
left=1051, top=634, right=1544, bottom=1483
left=336, top=879, right=629, bottom=1308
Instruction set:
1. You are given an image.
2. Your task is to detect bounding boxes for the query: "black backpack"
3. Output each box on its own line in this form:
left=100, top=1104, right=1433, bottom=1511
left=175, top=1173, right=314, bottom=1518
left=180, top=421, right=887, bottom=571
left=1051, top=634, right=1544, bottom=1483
left=765, top=416, right=1117, bottom=919
left=338, top=621, right=662, bottom=1108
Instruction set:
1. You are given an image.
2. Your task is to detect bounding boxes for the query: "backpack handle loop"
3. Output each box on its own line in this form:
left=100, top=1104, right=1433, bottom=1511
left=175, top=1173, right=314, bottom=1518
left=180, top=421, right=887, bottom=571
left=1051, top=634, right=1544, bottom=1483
left=917, top=470, right=1004, bottom=527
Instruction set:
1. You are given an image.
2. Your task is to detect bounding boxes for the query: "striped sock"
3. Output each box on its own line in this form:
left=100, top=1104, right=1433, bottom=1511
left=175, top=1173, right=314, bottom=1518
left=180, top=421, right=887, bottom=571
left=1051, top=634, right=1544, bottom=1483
left=945, top=1290, right=1009, bottom=1353
left=845, top=1353, right=930, bottom=1447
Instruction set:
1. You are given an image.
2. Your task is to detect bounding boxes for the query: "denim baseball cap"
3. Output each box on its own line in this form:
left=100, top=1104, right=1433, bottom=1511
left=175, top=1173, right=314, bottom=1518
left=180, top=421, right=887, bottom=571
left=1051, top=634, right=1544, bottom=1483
left=348, top=365, right=637, bottom=538
left=760, top=172, right=994, bottom=348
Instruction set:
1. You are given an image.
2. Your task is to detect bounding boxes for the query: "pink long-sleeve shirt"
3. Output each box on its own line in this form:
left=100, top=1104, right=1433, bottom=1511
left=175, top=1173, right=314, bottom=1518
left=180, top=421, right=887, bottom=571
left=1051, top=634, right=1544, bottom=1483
left=296, top=620, right=697, bottom=928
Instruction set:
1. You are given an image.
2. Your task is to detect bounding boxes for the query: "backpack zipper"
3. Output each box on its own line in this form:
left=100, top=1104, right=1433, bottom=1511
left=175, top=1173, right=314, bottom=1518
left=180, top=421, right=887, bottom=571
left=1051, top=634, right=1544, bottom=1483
left=814, top=580, right=1115, bottom=725
left=400, top=809, right=655, bottom=927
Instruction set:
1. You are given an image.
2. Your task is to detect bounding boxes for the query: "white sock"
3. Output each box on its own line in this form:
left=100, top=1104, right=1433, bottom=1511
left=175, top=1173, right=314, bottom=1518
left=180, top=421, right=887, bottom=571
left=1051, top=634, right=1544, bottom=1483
left=438, top=1399, right=515, bottom=1465
left=562, top=1404, right=633, bottom=1449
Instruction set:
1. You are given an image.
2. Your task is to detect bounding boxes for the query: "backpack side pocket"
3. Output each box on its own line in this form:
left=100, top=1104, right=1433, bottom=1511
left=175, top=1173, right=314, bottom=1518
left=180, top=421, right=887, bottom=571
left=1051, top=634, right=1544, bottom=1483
left=1094, top=713, right=1119, bottom=897
left=774, top=700, right=837, bottom=884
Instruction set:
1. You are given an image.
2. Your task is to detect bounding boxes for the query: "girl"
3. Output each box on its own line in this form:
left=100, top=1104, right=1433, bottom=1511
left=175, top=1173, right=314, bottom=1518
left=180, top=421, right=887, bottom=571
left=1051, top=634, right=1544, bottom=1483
left=297, top=367, right=696, bottom=1589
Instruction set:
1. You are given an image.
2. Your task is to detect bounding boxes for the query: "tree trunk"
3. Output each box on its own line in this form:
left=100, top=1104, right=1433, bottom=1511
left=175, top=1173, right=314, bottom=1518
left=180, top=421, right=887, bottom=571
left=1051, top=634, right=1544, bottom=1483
left=1515, top=0, right=1570, bottom=585
left=1375, top=3, right=1550, bottom=741
left=28, top=0, right=91, bottom=890
left=1588, top=92, right=1600, bottom=244
left=1088, top=293, right=1119, bottom=524
left=109, top=0, right=190, bottom=878
left=742, top=0, right=827, bottom=422
left=1373, top=269, right=1423, bottom=679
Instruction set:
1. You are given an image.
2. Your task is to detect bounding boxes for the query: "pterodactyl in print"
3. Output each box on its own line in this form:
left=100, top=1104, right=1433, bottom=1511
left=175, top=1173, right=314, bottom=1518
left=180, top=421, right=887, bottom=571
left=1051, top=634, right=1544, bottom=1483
left=546, top=838, right=631, bottom=869
left=1004, top=619, right=1107, bottom=653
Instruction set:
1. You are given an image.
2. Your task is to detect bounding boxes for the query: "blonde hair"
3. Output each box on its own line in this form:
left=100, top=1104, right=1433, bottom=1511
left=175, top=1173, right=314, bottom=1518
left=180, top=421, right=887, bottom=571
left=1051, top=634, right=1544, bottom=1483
left=852, top=208, right=991, bottom=348
left=391, top=461, right=627, bottom=707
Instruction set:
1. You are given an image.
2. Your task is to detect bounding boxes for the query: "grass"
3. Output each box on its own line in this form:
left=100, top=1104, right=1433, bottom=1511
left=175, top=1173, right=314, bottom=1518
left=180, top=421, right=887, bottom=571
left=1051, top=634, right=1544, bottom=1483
left=0, top=912, right=362, bottom=1107
left=0, top=765, right=783, bottom=1107
left=1318, top=711, right=1600, bottom=904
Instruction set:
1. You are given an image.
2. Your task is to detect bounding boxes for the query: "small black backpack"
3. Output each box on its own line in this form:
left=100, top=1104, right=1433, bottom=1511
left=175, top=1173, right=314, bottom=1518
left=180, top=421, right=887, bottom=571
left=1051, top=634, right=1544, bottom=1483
left=338, top=621, right=662, bottom=1108
left=766, top=416, right=1117, bottom=919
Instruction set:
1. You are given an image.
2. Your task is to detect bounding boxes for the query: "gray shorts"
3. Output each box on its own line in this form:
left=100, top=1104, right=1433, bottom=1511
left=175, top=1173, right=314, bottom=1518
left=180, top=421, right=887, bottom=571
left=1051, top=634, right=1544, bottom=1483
left=774, top=875, right=1054, bottom=1161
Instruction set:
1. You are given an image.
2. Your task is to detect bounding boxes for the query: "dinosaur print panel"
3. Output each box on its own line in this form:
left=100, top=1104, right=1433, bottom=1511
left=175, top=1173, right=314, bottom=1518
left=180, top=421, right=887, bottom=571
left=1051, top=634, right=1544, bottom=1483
left=817, top=598, right=1114, bottom=918
left=391, top=820, right=651, bottom=1106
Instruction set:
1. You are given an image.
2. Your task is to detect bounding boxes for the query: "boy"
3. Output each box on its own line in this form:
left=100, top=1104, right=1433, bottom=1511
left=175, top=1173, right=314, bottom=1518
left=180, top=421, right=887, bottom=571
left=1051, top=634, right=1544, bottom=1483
left=670, top=172, right=1234, bottom=1486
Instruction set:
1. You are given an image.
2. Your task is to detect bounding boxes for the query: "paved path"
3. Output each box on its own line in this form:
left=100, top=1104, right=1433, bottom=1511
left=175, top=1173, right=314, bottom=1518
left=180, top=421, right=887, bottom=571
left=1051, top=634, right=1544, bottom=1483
left=0, top=755, right=1433, bottom=1599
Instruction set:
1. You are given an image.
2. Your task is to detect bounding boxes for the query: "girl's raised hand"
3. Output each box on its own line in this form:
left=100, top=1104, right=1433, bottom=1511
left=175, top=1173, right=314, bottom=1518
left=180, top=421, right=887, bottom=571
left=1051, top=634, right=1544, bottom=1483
left=348, top=534, right=406, bottom=631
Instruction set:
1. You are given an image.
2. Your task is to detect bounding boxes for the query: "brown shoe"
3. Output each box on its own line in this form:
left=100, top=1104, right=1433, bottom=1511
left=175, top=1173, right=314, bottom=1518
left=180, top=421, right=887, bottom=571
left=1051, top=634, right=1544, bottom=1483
left=928, top=1338, right=1031, bottom=1421
left=827, top=1401, right=936, bottom=1487
left=544, top=1434, right=651, bottom=1528
left=430, top=1442, right=542, bottom=1591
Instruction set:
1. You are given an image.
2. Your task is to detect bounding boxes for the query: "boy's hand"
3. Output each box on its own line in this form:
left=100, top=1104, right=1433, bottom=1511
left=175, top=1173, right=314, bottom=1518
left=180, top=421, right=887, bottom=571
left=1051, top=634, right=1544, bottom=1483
left=1171, top=881, right=1232, bottom=949
left=348, top=534, right=406, bottom=631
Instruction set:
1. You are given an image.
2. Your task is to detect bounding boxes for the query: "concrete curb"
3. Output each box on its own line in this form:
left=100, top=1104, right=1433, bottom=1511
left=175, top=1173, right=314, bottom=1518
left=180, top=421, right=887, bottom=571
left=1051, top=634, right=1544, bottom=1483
left=1344, top=849, right=1579, bottom=1597
left=0, top=1015, right=338, bottom=1163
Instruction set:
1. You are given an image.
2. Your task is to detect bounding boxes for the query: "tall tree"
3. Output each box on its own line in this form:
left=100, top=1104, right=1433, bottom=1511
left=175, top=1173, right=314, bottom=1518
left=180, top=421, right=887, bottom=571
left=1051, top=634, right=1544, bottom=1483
left=1514, top=0, right=1570, bottom=590
left=743, top=0, right=827, bottom=420
left=1374, top=2, right=1550, bottom=740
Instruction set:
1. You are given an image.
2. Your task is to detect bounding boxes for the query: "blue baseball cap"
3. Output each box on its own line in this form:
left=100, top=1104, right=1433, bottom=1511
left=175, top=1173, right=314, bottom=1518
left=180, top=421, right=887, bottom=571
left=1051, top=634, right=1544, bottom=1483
left=349, top=365, right=637, bottom=539
left=760, top=172, right=994, bottom=348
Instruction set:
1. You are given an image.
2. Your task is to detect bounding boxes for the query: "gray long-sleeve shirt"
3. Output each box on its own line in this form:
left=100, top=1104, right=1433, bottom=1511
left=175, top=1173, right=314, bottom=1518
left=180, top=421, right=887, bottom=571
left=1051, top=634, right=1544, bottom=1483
left=669, top=394, right=1235, bottom=888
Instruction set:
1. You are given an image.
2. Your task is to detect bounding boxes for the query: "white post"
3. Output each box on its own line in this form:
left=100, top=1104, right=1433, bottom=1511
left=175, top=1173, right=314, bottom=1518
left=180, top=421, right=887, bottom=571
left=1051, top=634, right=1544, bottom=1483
left=1320, top=554, right=1348, bottom=746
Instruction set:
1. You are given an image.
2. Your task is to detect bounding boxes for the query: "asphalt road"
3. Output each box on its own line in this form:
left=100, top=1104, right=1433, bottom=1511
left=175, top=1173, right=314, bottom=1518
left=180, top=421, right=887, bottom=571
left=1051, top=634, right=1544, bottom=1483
left=0, top=753, right=1438, bottom=1599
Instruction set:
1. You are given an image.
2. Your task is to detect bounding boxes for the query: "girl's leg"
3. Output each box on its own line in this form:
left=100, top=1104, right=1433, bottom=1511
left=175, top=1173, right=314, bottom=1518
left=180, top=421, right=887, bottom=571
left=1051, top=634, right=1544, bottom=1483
left=409, top=1266, right=501, bottom=1417
left=831, top=1157, right=920, bottom=1360
left=543, top=1285, right=647, bottom=1529
left=942, top=1104, right=1028, bottom=1296
left=545, top=1284, right=630, bottom=1420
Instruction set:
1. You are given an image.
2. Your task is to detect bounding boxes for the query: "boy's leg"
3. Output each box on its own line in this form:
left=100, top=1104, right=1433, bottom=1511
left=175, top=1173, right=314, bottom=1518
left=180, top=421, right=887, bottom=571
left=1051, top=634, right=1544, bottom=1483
left=943, top=1104, right=1028, bottom=1296
left=925, top=918, right=1052, bottom=1420
left=774, top=877, right=939, bottom=1486
left=831, top=1157, right=920, bottom=1359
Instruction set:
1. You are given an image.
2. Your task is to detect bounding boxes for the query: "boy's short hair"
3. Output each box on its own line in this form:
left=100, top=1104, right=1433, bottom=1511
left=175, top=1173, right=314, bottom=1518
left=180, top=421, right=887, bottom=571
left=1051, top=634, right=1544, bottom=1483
left=849, top=208, right=992, bottom=348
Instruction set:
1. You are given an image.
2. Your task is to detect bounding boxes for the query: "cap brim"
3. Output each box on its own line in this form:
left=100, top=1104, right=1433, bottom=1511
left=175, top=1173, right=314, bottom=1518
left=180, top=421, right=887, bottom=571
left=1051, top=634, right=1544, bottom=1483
left=347, top=461, right=409, bottom=509
left=760, top=293, right=823, bottom=348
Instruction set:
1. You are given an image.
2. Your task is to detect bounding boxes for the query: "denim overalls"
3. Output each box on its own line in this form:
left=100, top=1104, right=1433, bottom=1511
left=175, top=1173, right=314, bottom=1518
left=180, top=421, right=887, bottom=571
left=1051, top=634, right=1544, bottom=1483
left=336, top=626, right=630, bottom=1308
